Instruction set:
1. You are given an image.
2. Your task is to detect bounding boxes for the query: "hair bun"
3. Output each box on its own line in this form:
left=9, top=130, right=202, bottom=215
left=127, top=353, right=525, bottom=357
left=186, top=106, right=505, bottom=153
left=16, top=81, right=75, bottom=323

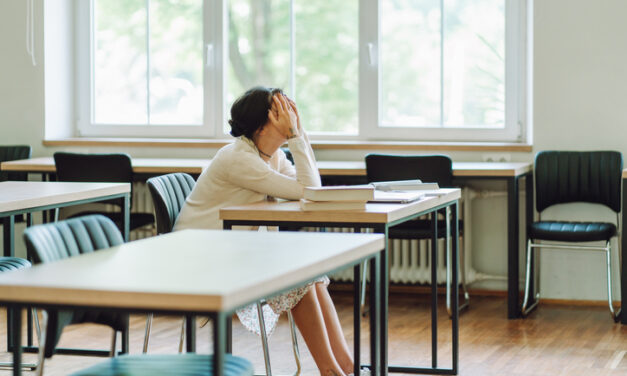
left=229, top=119, right=244, bottom=137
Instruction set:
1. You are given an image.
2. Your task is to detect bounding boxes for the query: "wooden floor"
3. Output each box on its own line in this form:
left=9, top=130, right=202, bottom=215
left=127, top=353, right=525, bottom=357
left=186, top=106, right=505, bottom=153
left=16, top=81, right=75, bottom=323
left=0, top=293, right=625, bottom=375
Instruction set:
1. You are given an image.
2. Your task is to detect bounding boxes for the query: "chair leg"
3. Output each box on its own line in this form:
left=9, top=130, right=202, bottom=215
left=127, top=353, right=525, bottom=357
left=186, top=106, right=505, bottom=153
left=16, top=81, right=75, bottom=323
left=521, top=240, right=539, bottom=316
left=35, top=311, right=48, bottom=376
left=256, top=301, right=272, bottom=376
left=109, top=331, right=117, bottom=357
left=142, top=314, right=153, bottom=353
left=287, top=311, right=301, bottom=376
left=447, top=236, right=470, bottom=318
left=0, top=308, right=39, bottom=371
left=178, top=319, right=186, bottom=353
left=604, top=242, right=620, bottom=322
left=360, top=260, right=368, bottom=316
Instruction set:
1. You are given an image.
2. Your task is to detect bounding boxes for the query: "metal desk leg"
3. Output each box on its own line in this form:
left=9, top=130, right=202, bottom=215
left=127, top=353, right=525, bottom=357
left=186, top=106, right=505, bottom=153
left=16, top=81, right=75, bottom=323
left=430, top=211, right=438, bottom=368
left=525, top=173, right=536, bottom=312
left=451, top=202, right=459, bottom=374
left=4, top=216, right=15, bottom=352
left=213, top=312, right=227, bottom=376
left=185, top=315, right=196, bottom=353
left=354, top=264, right=361, bottom=376
left=370, top=252, right=381, bottom=375
left=3, top=216, right=14, bottom=257
left=379, top=225, right=388, bottom=376
left=507, top=176, right=521, bottom=319
left=122, top=194, right=130, bottom=242
left=11, top=306, right=22, bottom=376
left=621, top=180, right=627, bottom=324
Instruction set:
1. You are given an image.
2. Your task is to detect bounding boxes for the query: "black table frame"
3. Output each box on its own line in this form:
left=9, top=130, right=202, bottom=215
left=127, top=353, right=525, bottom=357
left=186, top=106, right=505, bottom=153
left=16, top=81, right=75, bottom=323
left=223, top=198, right=460, bottom=376
left=5, top=246, right=382, bottom=376
left=0, top=190, right=130, bottom=357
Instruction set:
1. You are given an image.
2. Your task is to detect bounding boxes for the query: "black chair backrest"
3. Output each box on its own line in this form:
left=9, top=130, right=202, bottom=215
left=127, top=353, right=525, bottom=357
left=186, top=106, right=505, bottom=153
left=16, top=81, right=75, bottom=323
left=147, top=173, right=196, bottom=234
left=365, top=154, right=454, bottom=187
left=0, top=145, right=31, bottom=182
left=54, top=152, right=133, bottom=183
left=23, top=215, right=127, bottom=357
left=535, top=151, right=623, bottom=213
left=54, top=152, right=134, bottom=208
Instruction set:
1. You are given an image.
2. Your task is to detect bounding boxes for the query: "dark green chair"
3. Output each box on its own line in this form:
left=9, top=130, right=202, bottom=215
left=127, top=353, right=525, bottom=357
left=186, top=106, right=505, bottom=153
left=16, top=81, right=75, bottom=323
left=23, top=215, right=131, bottom=376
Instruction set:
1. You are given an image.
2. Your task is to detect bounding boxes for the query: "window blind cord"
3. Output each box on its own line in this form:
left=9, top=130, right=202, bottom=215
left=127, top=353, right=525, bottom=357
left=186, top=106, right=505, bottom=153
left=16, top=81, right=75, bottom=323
left=25, top=0, right=36, bottom=66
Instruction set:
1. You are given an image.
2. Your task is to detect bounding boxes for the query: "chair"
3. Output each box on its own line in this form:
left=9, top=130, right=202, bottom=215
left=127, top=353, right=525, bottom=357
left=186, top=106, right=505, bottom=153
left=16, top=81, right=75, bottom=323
left=0, top=145, right=32, bottom=224
left=0, top=145, right=31, bottom=182
left=70, top=353, right=253, bottom=376
left=23, top=215, right=132, bottom=376
left=521, top=151, right=623, bottom=321
left=0, top=257, right=38, bottom=371
left=147, top=173, right=302, bottom=375
left=364, top=153, right=470, bottom=315
left=53, top=152, right=154, bottom=233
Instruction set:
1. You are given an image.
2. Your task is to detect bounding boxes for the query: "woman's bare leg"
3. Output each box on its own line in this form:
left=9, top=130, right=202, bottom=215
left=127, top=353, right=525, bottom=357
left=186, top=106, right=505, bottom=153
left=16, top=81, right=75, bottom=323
left=291, top=287, right=346, bottom=375
left=315, top=283, right=355, bottom=374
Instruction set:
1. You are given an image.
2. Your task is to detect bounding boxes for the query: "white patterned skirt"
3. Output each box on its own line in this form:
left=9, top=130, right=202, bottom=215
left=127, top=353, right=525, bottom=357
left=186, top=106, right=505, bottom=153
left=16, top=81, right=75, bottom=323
left=236, top=276, right=330, bottom=336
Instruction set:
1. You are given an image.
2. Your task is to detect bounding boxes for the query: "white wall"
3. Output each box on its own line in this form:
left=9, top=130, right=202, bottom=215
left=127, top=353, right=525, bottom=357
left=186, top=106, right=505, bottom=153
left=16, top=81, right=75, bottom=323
left=1, top=0, right=626, bottom=301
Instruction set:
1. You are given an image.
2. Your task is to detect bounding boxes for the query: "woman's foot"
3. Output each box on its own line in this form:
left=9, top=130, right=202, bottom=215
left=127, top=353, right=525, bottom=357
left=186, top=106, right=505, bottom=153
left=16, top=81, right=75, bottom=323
left=347, top=369, right=370, bottom=376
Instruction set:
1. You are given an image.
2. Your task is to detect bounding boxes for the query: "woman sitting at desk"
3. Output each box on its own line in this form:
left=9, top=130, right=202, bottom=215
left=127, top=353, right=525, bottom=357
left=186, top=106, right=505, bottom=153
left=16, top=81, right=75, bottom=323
left=175, top=86, right=361, bottom=376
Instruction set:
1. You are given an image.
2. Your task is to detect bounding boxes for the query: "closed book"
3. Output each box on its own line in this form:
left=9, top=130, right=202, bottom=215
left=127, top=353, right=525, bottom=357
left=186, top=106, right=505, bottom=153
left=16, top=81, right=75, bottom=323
left=299, top=199, right=366, bottom=211
left=303, top=185, right=375, bottom=202
left=372, top=180, right=439, bottom=191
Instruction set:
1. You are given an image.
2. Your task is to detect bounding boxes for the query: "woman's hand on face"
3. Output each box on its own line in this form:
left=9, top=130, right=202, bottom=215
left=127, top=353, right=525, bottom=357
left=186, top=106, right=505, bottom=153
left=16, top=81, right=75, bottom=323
left=268, top=94, right=300, bottom=139
left=286, top=97, right=301, bottom=132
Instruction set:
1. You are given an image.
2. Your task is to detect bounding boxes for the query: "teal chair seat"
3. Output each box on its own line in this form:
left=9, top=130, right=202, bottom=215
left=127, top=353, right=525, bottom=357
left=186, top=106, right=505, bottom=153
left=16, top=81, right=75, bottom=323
left=71, top=354, right=254, bottom=376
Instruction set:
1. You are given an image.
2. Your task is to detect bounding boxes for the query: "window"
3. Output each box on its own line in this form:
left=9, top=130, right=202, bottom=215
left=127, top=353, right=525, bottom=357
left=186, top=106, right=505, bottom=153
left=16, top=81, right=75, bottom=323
left=76, top=0, right=530, bottom=142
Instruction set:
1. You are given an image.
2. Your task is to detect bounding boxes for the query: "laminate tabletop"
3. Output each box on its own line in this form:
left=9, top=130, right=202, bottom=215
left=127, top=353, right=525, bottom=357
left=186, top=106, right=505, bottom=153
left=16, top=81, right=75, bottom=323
left=0, top=230, right=384, bottom=313
left=220, top=188, right=461, bottom=224
left=1, top=157, right=532, bottom=177
left=0, top=181, right=130, bottom=213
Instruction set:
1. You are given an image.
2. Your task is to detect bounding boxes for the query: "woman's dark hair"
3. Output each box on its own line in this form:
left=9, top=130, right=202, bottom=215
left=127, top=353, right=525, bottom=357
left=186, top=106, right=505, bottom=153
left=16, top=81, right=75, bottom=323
left=229, top=86, right=283, bottom=139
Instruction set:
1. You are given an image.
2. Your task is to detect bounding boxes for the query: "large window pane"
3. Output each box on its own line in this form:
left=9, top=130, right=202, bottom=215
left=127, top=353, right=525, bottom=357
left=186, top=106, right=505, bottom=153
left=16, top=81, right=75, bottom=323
left=381, top=0, right=441, bottom=128
left=227, top=0, right=358, bottom=135
left=149, top=0, right=203, bottom=125
left=94, top=0, right=147, bottom=124
left=443, top=0, right=504, bottom=128
left=227, top=0, right=291, bottom=110
left=294, top=1, right=358, bottom=134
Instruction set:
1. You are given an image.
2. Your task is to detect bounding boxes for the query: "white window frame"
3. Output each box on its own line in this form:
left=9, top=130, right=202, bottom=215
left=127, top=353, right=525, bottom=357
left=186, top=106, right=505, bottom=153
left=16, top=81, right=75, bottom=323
left=75, top=0, right=531, bottom=142
left=359, top=0, right=529, bottom=142
left=75, top=0, right=222, bottom=138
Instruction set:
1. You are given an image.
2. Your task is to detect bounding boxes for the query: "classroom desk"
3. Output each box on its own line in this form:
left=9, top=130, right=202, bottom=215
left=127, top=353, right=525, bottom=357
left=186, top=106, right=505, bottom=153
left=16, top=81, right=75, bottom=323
left=0, top=181, right=131, bottom=356
left=0, top=157, right=211, bottom=177
left=1, top=158, right=533, bottom=319
left=0, top=229, right=385, bottom=376
left=220, top=189, right=461, bottom=376
left=318, top=161, right=534, bottom=320
left=0, top=181, right=131, bottom=255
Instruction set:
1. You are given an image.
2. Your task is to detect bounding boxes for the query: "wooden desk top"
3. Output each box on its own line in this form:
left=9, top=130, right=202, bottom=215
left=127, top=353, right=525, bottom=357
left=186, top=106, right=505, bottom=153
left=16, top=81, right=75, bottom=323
left=0, top=181, right=130, bottom=213
left=220, top=189, right=461, bottom=224
left=2, top=157, right=531, bottom=178
left=0, top=230, right=384, bottom=312
left=0, top=157, right=211, bottom=175
left=317, top=161, right=532, bottom=177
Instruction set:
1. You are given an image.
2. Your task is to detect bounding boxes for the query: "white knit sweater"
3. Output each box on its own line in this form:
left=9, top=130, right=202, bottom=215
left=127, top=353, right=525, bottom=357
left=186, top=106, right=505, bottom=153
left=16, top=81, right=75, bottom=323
left=174, top=133, right=321, bottom=231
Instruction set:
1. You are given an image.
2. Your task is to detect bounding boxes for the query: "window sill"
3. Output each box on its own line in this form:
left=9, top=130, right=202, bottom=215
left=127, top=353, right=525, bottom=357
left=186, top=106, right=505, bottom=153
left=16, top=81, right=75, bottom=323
left=43, top=138, right=532, bottom=152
